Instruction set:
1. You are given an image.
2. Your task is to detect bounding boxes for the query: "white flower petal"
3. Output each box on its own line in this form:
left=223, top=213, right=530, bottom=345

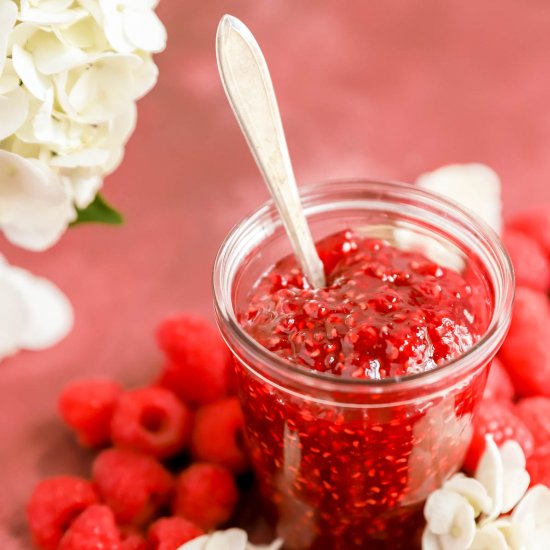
left=425, top=490, right=471, bottom=536
left=132, top=56, right=159, bottom=99
left=475, top=435, right=504, bottom=522
left=422, top=529, right=444, bottom=550
left=33, top=33, right=89, bottom=75
left=123, top=9, right=166, bottom=52
left=393, top=229, right=465, bottom=272
left=492, top=519, right=526, bottom=550
left=176, top=535, right=210, bottom=550
left=513, top=485, right=550, bottom=528
left=99, top=1, right=134, bottom=53
left=205, top=529, right=247, bottom=550
left=0, top=0, right=17, bottom=76
left=60, top=170, right=103, bottom=208
left=0, top=275, right=28, bottom=359
left=416, top=163, right=503, bottom=235
left=500, top=440, right=530, bottom=514
left=443, top=474, right=492, bottom=517
left=12, top=44, right=52, bottom=101
left=438, top=501, right=476, bottom=550
left=49, top=148, right=111, bottom=168
left=0, top=87, right=30, bottom=142
left=19, top=6, right=87, bottom=25
left=0, top=264, right=73, bottom=350
left=470, top=524, right=509, bottom=550
left=247, top=540, right=283, bottom=550
left=0, top=151, right=75, bottom=251
left=0, top=74, right=21, bottom=94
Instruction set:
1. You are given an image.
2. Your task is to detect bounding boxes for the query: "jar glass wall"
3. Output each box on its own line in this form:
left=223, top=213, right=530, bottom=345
left=213, top=180, right=514, bottom=550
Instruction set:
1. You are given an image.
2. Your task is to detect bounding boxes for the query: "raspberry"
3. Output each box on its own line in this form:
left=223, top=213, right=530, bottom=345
left=147, top=517, right=203, bottom=550
left=527, top=445, right=550, bottom=487
left=483, top=358, right=515, bottom=402
left=111, top=387, right=192, bottom=459
left=509, top=206, right=550, bottom=256
left=26, top=476, right=99, bottom=550
left=58, top=505, right=120, bottom=550
left=156, top=315, right=231, bottom=406
left=515, top=397, right=550, bottom=448
left=503, top=230, right=550, bottom=293
left=58, top=379, right=122, bottom=447
left=172, top=463, right=238, bottom=530
left=92, top=448, right=173, bottom=526
left=120, top=532, right=147, bottom=550
left=463, top=399, right=535, bottom=473
left=499, top=287, right=550, bottom=397
left=191, top=397, right=248, bottom=474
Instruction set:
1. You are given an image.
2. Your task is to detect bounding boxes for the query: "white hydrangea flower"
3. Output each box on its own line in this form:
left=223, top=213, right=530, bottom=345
left=0, top=0, right=17, bottom=76
left=474, top=435, right=505, bottom=522
left=0, top=254, right=73, bottom=358
left=177, top=528, right=282, bottom=550
left=87, top=0, right=167, bottom=54
left=424, top=489, right=477, bottom=550
left=1, top=0, right=165, bottom=252
left=416, top=163, right=503, bottom=235
left=442, top=474, right=492, bottom=518
left=422, top=435, right=549, bottom=550
left=512, top=485, right=550, bottom=550
left=469, top=523, right=508, bottom=550
left=0, top=149, right=75, bottom=250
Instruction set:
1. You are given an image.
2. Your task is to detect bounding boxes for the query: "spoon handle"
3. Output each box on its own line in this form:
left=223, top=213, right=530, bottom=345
left=216, top=15, right=326, bottom=289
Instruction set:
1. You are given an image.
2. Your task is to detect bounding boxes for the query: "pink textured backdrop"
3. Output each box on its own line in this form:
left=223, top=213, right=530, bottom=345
left=2, top=1, right=550, bottom=547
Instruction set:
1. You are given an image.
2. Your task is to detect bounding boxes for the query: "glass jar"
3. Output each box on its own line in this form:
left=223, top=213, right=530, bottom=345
left=213, top=180, right=514, bottom=550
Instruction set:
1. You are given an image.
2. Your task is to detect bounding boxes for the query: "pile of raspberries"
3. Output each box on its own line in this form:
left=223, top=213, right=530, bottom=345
left=27, top=316, right=245, bottom=550
left=464, top=206, right=550, bottom=481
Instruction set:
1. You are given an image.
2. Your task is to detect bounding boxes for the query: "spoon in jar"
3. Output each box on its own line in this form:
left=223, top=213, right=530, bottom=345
left=216, top=14, right=326, bottom=289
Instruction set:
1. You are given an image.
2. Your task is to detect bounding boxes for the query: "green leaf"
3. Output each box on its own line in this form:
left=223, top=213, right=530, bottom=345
left=71, top=193, right=124, bottom=226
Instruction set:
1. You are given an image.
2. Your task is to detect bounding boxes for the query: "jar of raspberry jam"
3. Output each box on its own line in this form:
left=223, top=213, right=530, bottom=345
left=213, top=180, right=514, bottom=550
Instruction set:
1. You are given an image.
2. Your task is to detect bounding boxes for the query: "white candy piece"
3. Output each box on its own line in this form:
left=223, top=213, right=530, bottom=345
left=416, top=163, right=503, bottom=235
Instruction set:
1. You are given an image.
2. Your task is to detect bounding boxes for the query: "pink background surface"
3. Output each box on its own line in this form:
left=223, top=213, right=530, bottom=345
left=2, top=1, right=550, bottom=547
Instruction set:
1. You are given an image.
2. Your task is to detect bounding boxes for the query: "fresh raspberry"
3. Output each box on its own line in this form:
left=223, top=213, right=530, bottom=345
left=58, top=505, right=120, bottom=550
left=527, top=444, right=550, bottom=487
left=483, top=358, right=515, bottom=402
left=499, top=287, right=550, bottom=397
left=58, top=379, right=122, bottom=447
left=172, top=463, right=238, bottom=530
left=147, top=517, right=203, bottom=550
left=509, top=206, right=550, bottom=257
left=191, top=397, right=248, bottom=473
left=503, top=230, right=550, bottom=293
left=26, top=476, right=99, bottom=550
left=111, top=387, right=192, bottom=459
left=463, top=399, right=535, bottom=473
left=515, top=397, right=550, bottom=448
left=92, top=448, right=173, bottom=526
left=156, top=315, right=232, bottom=406
left=120, top=532, right=147, bottom=550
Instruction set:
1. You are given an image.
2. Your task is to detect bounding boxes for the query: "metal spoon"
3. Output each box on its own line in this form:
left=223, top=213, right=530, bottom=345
left=216, top=14, right=326, bottom=289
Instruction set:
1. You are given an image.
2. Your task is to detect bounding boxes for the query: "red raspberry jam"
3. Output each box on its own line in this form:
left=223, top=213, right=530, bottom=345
left=236, top=230, right=492, bottom=549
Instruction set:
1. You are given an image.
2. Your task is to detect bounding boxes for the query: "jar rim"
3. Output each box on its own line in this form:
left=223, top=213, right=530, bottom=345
left=212, top=179, right=515, bottom=393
